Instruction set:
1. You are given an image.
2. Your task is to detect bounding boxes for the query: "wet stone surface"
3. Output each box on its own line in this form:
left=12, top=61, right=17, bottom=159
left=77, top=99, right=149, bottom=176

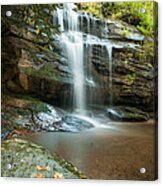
left=1, top=95, right=152, bottom=141
left=1, top=96, right=96, bottom=140
left=106, top=106, right=149, bottom=121
left=62, top=115, right=94, bottom=132
left=1, top=139, right=86, bottom=179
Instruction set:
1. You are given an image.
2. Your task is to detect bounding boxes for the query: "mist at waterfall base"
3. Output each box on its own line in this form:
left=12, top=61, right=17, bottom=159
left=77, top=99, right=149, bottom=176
left=53, top=3, right=116, bottom=128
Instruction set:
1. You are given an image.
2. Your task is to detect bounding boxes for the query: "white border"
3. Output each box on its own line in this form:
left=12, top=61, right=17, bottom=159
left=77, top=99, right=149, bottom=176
left=0, top=0, right=162, bottom=186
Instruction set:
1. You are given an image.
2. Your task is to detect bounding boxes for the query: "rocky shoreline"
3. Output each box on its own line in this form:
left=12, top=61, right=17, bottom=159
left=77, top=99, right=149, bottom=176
left=1, top=95, right=153, bottom=141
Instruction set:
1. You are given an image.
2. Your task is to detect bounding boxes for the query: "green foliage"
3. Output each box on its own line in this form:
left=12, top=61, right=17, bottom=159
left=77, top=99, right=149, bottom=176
left=77, top=1, right=157, bottom=37
left=143, top=39, right=155, bottom=58
left=77, top=2, right=102, bottom=17
left=137, top=25, right=149, bottom=35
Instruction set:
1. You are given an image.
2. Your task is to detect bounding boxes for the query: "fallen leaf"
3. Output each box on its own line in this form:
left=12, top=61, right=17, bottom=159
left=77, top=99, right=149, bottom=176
left=35, top=165, right=49, bottom=171
left=10, top=129, right=31, bottom=137
left=35, top=174, right=45, bottom=178
left=36, top=27, right=41, bottom=35
left=80, top=175, right=87, bottom=179
left=53, top=172, right=64, bottom=179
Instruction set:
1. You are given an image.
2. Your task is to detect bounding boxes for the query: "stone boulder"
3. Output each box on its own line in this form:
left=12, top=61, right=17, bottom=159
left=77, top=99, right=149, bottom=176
left=1, top=139, right=86, bottom=178
left=1, top=95, right=95, bottom=135
left=106, top=106, right=149, bottom=121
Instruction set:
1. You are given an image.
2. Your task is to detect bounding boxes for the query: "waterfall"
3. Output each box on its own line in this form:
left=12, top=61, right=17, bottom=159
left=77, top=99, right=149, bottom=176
left=53, top=3, right=115, bottom=114
left=54, top=3, right=86, bottom=114
left=106, top=45, right=113, bottom=106
left=60, top=32, right=86, bottom=111
left=53, top=8, right=64, bottom=31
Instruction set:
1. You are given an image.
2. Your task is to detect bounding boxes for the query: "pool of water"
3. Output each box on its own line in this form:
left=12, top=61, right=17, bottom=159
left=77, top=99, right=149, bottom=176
left=27, top=121, right=156, bottom=180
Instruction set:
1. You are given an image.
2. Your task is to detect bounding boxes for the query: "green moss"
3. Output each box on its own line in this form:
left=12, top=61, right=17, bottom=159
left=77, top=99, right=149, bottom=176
left=31, top=102, right=49, bottom=113
left=111, top=106, right=149, bottom=121
left=123, top=60, right=128, bottom=64
left=14, top=95, right=38, bottom=101
left=53, top=154, right=87, bottom=179
left=1, top=139, right=81, bottom=178
left=121, top=29, right=130, bottom=37
left=147, top=63, right=153, bottom=69
left=24, top=67, right=33, bottom=75
left=24, top=63, right=64, bottom=82
left=127, top=73, right=136, bottom=84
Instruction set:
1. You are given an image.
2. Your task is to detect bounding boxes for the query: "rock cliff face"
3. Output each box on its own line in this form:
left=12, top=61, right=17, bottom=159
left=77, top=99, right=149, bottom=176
left=90, top=44, right=154, bottom=108
left=1, top=6, right=155, bottom=117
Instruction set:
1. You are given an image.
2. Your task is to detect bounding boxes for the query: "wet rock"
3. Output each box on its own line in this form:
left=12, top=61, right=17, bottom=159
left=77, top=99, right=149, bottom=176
left=106, top=108, right=122, bottom=121
left=57, top=65, right=72, bottom=75
left=106, top=106, right=149, bottom=121
left=107, top=19, right=145, bottom=42
left=2, top=95, right=95, bottom=133
left=63, top=114, right=94, bottom=132
left=1, top=130, right=11, bottom=141
left=1, top=139, right=86, bottom=178
left=19, top=73, right=29, bottom=90
left=2, top=35, right=71, bottom=98
left=33, top=105, right=63, bottom=132
left=59, top=57, right=68, bottom=65
left=7, top=80, right=23, bottom=93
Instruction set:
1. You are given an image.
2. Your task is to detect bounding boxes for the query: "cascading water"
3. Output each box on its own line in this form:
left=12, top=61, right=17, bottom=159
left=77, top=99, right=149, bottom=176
left=54, top=3, right=86, bottom=114
left=52, top=3, right=139, bottom=128
left=61, top=32, right=86, bottom=111
left=106, top=45, right=113, bottom=106
left=53, top=3, right=115, bottom=116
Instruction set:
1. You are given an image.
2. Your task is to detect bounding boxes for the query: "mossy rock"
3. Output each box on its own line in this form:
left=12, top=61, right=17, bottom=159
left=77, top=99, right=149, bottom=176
left=1, top=139, right=86, bottom=179
left=1, top=95, right=52, bottom=131
left=107, top=106, right=149, bottom=121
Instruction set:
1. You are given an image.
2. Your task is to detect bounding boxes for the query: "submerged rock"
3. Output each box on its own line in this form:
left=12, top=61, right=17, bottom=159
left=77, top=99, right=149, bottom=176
left=1, top=139, right=86, bottom=178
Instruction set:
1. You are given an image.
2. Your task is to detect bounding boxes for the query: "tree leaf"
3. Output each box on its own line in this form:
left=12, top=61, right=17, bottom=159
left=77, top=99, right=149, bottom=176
left=36, top=27, right=41, bottom=35
left=53, top=172, right=64, bottom=179
left=35, top=165, right=49, bottom=171
left=35, top=174, right=45, bottom=178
